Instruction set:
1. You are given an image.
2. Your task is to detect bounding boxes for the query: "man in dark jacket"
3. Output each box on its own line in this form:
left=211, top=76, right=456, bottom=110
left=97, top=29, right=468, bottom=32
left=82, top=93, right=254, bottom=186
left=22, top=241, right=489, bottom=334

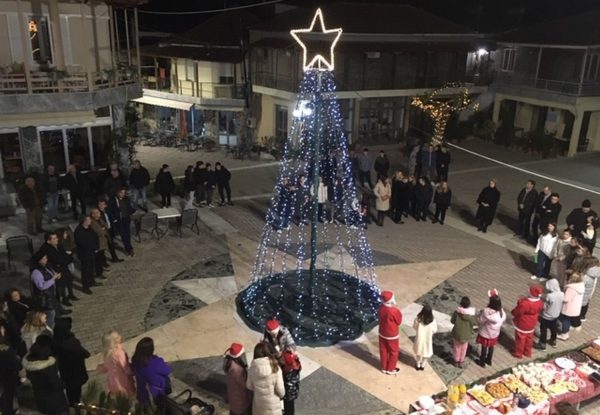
left=97, top=199, right=122, bottom=263
left=154, top=164, right=175, bottom=208
left=103, top=168, right=127, bottom=199
left=193, top=161, right=208, bottom=206
left=357, top=148, right=373, bottom=188
left=18, top=176, right=44, bottom=235
left=128, top=160, right=150, bottom=211
left=74, top=216, right=99, bottom=294
left=204, top=163, right=217, bottom=208
left=62, top=164, right=88, bottom=220
left=540, top=193, right=562, bottom=233
left=42, top=164, right=61, bottom=223
left=436, top=145, right=451, bottom=182
left=567, top=199, right=599, bottom=236
left=515, top=180, right=538, bottom=239
left=215, top=162, right=233, bottom=206
left=0, top=321, right=22, bottom=415
left=531, top=185, right=552, bottom=240
left=38, top=232, right=77, bottom=306
left=108, top=188, right=135, bottom=256
left=414, top=177, right=433, bottom=221
left=374, top=151, right=390, bottom=180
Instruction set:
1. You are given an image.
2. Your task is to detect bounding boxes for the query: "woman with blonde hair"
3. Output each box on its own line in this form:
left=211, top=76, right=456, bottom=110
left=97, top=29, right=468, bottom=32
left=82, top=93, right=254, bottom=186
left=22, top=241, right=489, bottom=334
left=96, top=330, right=135, bottom=398
left=21, top=310, right=52, bottom=352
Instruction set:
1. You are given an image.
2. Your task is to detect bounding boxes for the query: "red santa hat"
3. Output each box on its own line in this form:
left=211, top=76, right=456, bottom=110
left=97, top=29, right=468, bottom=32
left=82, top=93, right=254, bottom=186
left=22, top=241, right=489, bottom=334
left=529, top=285, right=543, bottom=298
left=381, top=290, right=395, bottom=304
left=265, top=319, right=280, bottom=333
left=488, top=288, right=499, bottom=298
left=227, top=343, right=245, bottom=358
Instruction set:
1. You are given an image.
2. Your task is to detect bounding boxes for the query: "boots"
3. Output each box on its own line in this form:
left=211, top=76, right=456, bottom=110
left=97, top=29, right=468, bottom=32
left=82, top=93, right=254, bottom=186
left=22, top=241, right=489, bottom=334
left=485, top=347, right=494, bottom=366
left=478, top=346, right=487, bottom=367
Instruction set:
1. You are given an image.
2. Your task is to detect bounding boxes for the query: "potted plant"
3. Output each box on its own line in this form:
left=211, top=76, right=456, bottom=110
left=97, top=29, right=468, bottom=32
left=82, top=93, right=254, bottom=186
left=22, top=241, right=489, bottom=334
left=49, top=68, right=68, bottom=81
left=100, top=69, right=115, bottom=82
left=10, top=62, right=25, bottom=74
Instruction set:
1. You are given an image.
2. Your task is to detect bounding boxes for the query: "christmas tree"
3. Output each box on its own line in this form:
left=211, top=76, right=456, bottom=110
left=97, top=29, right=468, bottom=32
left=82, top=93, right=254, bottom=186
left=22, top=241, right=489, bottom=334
left=236, top=9, right=380, bottom=346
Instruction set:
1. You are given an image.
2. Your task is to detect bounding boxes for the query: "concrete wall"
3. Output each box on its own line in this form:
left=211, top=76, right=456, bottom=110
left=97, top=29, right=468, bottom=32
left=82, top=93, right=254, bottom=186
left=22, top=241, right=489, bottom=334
left=172, top=59, right=237, bottom=96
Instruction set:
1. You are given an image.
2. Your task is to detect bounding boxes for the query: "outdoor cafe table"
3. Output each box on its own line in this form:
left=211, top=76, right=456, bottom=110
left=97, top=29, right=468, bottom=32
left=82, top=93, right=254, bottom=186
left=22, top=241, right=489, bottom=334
left=151, top=207, right=181, bottom=239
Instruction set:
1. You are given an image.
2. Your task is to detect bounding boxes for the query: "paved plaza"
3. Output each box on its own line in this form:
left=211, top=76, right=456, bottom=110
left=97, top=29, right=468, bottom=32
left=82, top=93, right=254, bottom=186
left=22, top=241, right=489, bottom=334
left=3, top=138, right=600, bottom=414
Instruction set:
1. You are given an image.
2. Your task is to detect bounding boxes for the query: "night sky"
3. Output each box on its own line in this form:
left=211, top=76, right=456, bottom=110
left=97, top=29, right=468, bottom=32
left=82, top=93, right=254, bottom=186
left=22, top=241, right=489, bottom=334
left=138, top=0, right=600, bottom=34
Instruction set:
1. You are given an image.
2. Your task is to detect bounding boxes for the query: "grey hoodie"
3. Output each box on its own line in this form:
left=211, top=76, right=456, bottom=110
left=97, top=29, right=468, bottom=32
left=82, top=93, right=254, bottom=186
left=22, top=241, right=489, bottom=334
left=583, top=266, right=600, bottom=306
left=542, top=279, right=564, bottom=320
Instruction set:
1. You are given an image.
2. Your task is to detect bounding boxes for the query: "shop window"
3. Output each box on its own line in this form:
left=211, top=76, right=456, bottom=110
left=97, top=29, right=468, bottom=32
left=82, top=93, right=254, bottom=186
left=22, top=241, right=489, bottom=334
left=28, top=15, right=53, bottom=65
left=501, top=49, right=516, bottom=71
left=0, top=132, right=23, bottom=179
left=275, top=105, right=288, bottom=139
left=67, top=128, right=91, bottom=171
left=91, top=125, right=112, bottom=168
left=40, top=130, right=67, bottom=172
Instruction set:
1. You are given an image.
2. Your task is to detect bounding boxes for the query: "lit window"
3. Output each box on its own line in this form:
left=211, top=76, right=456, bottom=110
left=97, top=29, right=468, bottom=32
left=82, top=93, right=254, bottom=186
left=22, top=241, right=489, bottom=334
left=28, top=15, right=53, bottom=65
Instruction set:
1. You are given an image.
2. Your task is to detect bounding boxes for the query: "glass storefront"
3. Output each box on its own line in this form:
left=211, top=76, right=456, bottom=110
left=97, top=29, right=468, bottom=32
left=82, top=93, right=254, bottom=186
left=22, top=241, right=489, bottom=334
left=67, top=128, right=91, bottom=171
left=0, top=132, right=23, bottom=179
left=40, top=129, right=67, bottom=172
left=91, top=125, right=112, bottom=168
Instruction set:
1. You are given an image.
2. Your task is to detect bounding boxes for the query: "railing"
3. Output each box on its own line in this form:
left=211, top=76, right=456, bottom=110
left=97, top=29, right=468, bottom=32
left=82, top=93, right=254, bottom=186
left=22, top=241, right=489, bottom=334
left=253, top=72, right=297, bottom=92
left=173, top=80, right=245, bottom=100
left=495, top=72, right=600, bottom=96
left=0, top=69, right=138, bottom=95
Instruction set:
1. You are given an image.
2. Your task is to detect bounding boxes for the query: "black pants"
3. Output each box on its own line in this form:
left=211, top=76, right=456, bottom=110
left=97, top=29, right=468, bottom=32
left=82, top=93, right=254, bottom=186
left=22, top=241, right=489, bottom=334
left=479, top=345, right=494, bottom=364
left=284, top=399, right=295, bottom=415
left=206, top=187, right=214, bottom=205
left=358, top=170, right=372, bottom=188
left=377, top=210, right=386, bottom=226
left=116, top=218, right=133, bottom=252
left=434, top=204, right=448, bottom=223
left=517, top=210, right=533, bottom=237
left=415, top=203, right=429, bottom=220
left=106, top=232, right=119, bottom=261
left=79, top=257, right=95, bottom=289
left=56, top=267, right=74, bottom=299
left=94, top=250, right=106, bottom=276
left=539, top=318, right=558, bottom=345
left=218, top=183, right=232, bottom=203
left=0, top=382, right=17, bottom=415
left=160, top=192, right=171, bottom=208
left=392, top=205, right=403, bottom=223
left=195, top=184, right=206, bottom=203
left=437, top=167, right=448, bottom=182
left=65, top=381, right=83, bottom=407
left=531, top=214, right=541, bottom=240
left=580, top=304, right=590, bottom=321
left=70, top=192, right=86, bottom=219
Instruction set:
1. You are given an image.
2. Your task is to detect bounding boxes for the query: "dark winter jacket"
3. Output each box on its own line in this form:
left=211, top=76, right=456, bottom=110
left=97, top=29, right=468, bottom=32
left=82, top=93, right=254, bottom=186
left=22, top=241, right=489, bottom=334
left=129, top=166, right=150, bottom=189
left=567, top=207, right=599, bottom=235
left=61, top=171, right=88, bottom=195
left=374, top=156, right=390, bottom=176
left=392, top=180, right=411, bottom=207
left=421, top=150, right=437, bottom=169
left=540, top=202, right=562, bottom=230
left=154, top=171, right=175, bottom=194
left=52, top=319, right=90, bottom=388
left=0, top=344, right=21, bottom=391
left=1, top=312, right=27, bottom=357
left=183, top=171, right=196, bottom=192
left=434, top=189, right=452, bottom=207
left=215, top=167, right=232, bottom=186
left=74, top=225, right=99, bottom=260
left=18, top=184, right=44, bottom=209
left=517, top=188, right=538, bottom=215
left=205, top=170, right=217, bottom=189
left=193, top=167, right=208, bottom=186
left=436, top=151, right=451, bottom=171
left=108, top=195, right=135, bottom=223
left=103, top=173, right=128, bottom=197
left=414, top=183, right=433, bottom=207
left=23, top=356, right=68, bottom=415
left=42, top=173, right=61, bottom=194
left=38, top=242, right=73, bottom=275
left=476, top=186, right=501, bottom=224
left=7, top=298, right=31, bottom=328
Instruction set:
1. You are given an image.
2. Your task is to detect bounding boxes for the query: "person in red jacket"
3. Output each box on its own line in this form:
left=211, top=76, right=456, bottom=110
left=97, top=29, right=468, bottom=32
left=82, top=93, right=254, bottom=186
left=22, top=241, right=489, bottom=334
left=378, top=290, right=403, bottom=375
left=512, top=285, right=544, bottom=359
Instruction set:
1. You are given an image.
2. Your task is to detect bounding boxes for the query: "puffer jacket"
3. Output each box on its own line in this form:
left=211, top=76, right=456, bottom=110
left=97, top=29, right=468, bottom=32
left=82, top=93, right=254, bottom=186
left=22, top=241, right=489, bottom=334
left=451, top=306, right=476, bottom=343
left=583, top=266, right=600, bottom=306
left=535, top=233, right=558, bottom=258
left=477, top=307, right=506, bottom=340
left=542, top=279, right=564, bottom=320
left=246, top=357, right=285, bottom=415
left=23, top=356, right=68, bottom=415
left=512, top=297, right=543, bottom=333
left=562, top=282, right=585, bottom=317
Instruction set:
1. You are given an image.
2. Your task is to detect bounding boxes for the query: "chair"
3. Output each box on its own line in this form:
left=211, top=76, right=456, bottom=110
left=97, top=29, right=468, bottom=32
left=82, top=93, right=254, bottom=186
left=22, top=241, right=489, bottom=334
left=6, top=235, right=33, bottom=270
left=134, top=212, right=158, bottom=242
left=177, top=209, right=200, bottom=236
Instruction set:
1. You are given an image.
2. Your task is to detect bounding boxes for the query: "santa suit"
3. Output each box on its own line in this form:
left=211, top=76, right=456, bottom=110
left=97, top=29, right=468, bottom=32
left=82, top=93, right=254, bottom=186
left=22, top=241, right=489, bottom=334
left=378, top=303, right=403, bottom=371
left=511, top=296, right=543, bottom=358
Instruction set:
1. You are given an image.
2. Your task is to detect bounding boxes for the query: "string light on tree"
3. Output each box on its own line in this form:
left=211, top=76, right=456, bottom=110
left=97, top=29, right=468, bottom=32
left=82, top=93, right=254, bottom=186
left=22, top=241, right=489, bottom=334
left=410, top=82, right=479, bottom=145
left=235, top=8, right=380, bottom=346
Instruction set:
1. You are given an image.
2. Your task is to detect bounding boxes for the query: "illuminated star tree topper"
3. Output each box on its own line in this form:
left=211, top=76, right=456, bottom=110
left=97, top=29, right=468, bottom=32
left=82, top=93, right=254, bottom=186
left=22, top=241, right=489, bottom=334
left=290, top=8, right=342, bottom=71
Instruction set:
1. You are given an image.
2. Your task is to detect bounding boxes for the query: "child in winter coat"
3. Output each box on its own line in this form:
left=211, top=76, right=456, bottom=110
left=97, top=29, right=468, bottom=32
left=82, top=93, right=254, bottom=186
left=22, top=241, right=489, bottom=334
left=579, top=257, right=600, bottom=325
left=532, top=223, right=558, bottom=282
left=558, top=273, right=585, bottom=340
left=511, top=285, right=544, bottom=359
left=413, top=304, right=437, bottom=371
left=477, top=290, right=506, bottom=367
left=535, top=279, right=564, bottom=350
left=223, top=343, right=251, bottom=415
left=450, top=296, right=476, bottom=368
left=282, top=350, right=301, bottom=415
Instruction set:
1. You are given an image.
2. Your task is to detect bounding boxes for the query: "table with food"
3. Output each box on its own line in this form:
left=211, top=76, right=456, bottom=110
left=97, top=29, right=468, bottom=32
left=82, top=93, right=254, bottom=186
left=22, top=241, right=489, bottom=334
left=409, top=341, right=600, bottom=415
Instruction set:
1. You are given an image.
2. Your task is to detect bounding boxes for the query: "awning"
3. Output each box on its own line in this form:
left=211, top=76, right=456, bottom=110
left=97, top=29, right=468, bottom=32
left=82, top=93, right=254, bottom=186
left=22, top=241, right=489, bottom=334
left=132, top=95, right=193, bottom=111
left=0, top=110, right=96, bottom=129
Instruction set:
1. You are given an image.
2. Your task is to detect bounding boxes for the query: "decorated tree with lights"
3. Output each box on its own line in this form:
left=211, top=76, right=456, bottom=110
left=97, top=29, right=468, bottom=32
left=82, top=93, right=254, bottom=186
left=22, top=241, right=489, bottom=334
left=236, top=9, right=380, bottom=346
left=411, top=82, right=478, bottom=145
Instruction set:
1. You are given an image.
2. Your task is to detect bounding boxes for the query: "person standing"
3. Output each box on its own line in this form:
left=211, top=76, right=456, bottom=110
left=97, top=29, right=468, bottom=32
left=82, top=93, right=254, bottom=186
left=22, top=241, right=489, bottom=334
left=557, top=273, right=585, bottom=341
left=52, top=318, right=90, bottom=407
left=183, top=165, right=196, bottom=210
left=390, top=171, right=405, bottom=224
left=281, top=350, right=301, bottom=415
left=539, top=193, right=562, bottom=239
left=516, top=180, right=538, bottom=239
left=374, top=150, right=390, bottom=181
left=97, top=331, right=135, bottom=398
left=475, top=179, right=500, bottom=233
left=74, top=216, right=99, bottom=295
left=128, top=160, right=150, bottom=212
left=432, top=181, right=451, bottom=225
left=89, top=208, right=109, bottom=280
left=511, top=285, right=543, bottom=359
left=567, top=199, right=599, bottom=237
left=414, top=177, right=433, bottom=222
left=5, top=288, right=31, bottom=329
left=262, top=319, right=297, bottom=358
left=554, top=229, right=573, bottom=289
left=103, top=168, right=128, bottom=200
left=373, top=175, right=391, bottom=226
left=532, top=223, right=559, bottom=282
left=581, top=219, right=597, bottom=254
left=23, top=335, right=68, bottom=415
left=436, top=145, right=451, bottom=182
left=205, top=163, right=217, bottom=208
left=350, top=149, right=359, bottom=180
left=246, top=343, right=285, bottom=415
left=531, top=185, right=552, bottom=241
left=535, top=279, right=564, bottom=350
left=30, top=253, right=62, bottom=328
left=295, top=175, right=310, bottom=226
left=223, top=343, right=251, bottom=415
left=18, top=177, right=44, bottom=235
left=62, top=164, right=88, bottom=220
left=0, top=321, right=21, bottom=415
left=357, top=148, right=374, bottom=188
left=215, top=162, right=233, bottom=206
left=193, top=161, right=208, bottom=206
left=108, top=188, right=135, bottom=256
left=451, top=296, right=476, bottom=368
left=38, top=232, right=77, bottom=307
left=420, top=144, right=437, bottom=182
left=413, top=304, right=437, bottom=371
left=274, top=177, right=295, bottom=231
left=476, top=290, right=506, bottom=367
left=131, top=337, right=172, bottom=408
left=42, top=164, right=60, bottom=223
left=408, top=144, right=421, bottom=178
left=97, top=200, right=122, bottom=263
left=579, top=257, right=600, bottom=325
left=154, top=164, right=175, bottom=209
left=317, top=177, right=328, bottom=222
left=21, top=311, right=53, bottom=352
left=378, top=290, right=402, bottom=375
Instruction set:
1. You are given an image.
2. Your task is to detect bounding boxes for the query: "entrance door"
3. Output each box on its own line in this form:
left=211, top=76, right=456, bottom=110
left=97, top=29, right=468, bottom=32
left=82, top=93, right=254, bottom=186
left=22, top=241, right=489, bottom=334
left=0, top=132, right=24, bottom=180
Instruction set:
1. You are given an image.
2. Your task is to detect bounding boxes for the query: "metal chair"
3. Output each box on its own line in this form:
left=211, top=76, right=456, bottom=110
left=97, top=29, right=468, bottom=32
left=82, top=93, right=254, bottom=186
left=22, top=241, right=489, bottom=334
left=177, top=209, right=200, bottom=236
left=134, top=212, right=158, bottom=242
left=6, top=235, right=33, bottom=270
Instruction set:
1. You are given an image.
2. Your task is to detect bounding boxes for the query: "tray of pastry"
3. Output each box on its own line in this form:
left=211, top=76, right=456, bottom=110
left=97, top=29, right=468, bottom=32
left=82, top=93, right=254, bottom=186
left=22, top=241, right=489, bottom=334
left=485, top=382, right=512, bottom=400
left=582, top=346, right=600, bottom=363
left=502, top=375, right=529, bottom=393
left=523, top=388, right=549, bottom=405
left=468, top=386, right=496, bottom=406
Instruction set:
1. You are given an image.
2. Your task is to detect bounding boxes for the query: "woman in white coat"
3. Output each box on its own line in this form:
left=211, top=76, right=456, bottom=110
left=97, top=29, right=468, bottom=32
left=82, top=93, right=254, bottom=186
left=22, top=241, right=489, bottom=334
left=373, top=175, right=391, bottom=227
left=413, top=304, right=438, bottom=371
left=247, top=343, right=285, bottom=415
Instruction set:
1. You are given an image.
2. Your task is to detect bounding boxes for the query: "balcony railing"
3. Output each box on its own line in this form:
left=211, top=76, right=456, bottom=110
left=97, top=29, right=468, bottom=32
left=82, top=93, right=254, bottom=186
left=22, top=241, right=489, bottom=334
left=495, top=72, right=600, bottom=97
left=169, top=79, right=246, bottom=100
left=0, top=70, right=138, bottom=95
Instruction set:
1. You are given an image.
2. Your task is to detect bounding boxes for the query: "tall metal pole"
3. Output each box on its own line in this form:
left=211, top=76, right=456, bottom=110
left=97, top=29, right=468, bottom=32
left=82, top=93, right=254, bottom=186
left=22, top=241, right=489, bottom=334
left=309, top=70, right=322, bottom=290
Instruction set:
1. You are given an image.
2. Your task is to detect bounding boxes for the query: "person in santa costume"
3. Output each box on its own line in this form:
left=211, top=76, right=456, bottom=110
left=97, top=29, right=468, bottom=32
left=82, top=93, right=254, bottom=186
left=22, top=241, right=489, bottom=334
left=378, top=290, right=403, bottom=375
left=262, top=319, right=297, bottom=358
left=511, top=285, right=544, bottom=358
left=223, top=343, right=251, bottom=415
